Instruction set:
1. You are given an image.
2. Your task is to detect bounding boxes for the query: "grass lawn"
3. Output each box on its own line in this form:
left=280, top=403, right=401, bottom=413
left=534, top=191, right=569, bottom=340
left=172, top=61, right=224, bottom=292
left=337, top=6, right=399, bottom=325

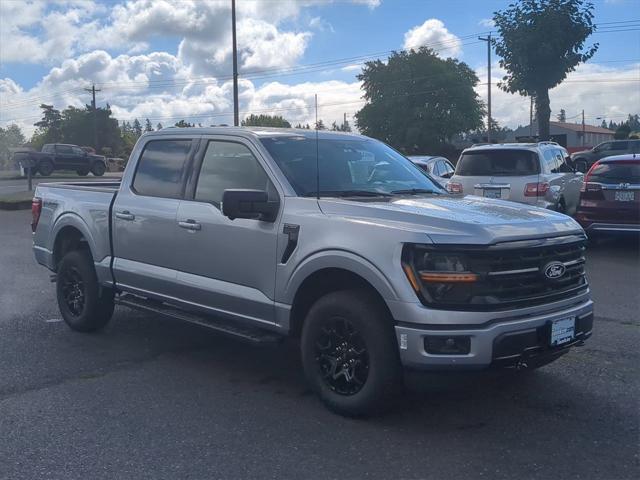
left=0, top=190, right=34, bottom=210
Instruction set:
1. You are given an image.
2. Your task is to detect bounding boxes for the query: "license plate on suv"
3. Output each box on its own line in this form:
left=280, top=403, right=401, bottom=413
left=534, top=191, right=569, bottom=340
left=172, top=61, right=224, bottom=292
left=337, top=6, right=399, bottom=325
left=483, top=188, right=501, bottom=199
left=550, top=317, right=575, bottom=346
left=615, top=191, right=635, bottom=202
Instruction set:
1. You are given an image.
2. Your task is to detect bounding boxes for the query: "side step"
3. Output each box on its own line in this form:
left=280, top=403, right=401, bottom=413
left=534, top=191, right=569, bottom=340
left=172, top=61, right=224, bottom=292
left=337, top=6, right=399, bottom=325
left=115, top=293, right=283, bottom=345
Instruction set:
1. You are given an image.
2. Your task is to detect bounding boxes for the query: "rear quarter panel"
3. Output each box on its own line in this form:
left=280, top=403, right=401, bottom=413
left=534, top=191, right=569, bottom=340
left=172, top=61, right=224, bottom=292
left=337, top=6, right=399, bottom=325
left=34, top=184, right=116, bottom=278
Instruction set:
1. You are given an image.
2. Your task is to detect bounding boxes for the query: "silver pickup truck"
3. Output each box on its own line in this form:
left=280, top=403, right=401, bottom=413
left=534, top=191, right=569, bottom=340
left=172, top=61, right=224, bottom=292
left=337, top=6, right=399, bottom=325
left=32, top=127, right=593, bottom=416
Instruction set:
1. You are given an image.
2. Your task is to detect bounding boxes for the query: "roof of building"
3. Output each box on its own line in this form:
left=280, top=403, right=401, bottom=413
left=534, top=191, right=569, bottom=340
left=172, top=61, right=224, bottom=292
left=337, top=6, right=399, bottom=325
left=550, top=121, right=613, bottom=135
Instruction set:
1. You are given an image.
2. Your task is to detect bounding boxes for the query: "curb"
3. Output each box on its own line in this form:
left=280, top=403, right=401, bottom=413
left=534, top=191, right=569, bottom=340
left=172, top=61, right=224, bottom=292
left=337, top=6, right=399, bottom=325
left=0, top=201, right=31, bottom=210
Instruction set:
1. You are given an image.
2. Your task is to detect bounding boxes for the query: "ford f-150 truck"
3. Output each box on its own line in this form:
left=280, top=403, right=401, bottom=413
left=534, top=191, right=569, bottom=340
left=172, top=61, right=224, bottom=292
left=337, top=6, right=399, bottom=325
left=14, top=143, right=107, bottom=177
left=32, top=127, right=594, bottom=416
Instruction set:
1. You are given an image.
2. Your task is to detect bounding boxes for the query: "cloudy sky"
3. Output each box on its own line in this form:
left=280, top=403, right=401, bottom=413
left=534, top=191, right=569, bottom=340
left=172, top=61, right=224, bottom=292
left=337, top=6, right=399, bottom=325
left=0, top=0, right=638, bottom=137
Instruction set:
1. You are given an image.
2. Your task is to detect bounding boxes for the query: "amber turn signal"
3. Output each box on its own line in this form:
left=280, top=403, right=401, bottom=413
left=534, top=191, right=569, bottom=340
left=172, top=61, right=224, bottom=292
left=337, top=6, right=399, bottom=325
left=419, top=272, right=478, bottom=283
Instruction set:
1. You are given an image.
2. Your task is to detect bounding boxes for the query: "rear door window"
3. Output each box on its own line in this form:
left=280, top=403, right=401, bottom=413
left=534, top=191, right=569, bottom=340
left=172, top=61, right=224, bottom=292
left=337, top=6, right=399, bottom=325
left=132, top=139, right=193, bottom=198
left=56, top=145, right=73, bottom=154
left=588, top=162, right=640, bottom=184
left=456, top=150, right=540, bottom=176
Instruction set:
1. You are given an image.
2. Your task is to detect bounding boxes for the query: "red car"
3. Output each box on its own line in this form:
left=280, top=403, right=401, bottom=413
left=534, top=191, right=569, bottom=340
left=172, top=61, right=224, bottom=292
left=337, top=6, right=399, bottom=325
left=575, top=154, right=640, bottom=234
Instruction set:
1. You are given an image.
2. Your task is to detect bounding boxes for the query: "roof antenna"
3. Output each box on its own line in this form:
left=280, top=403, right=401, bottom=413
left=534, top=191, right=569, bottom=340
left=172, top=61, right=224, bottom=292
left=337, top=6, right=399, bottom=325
left=315, top=93, right=320, bottom=201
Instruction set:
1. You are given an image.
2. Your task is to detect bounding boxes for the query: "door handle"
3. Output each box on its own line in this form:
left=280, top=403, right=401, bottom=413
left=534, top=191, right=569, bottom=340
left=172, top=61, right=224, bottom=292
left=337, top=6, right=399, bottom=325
left=115, top=211, right=135, bottom=221
left=178, top=219, right=201, bottom=231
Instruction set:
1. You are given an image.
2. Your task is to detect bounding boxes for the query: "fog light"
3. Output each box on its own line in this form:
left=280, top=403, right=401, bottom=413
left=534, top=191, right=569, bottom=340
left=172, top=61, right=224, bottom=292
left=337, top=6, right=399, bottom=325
left=424, top=336, right=471, bottom=355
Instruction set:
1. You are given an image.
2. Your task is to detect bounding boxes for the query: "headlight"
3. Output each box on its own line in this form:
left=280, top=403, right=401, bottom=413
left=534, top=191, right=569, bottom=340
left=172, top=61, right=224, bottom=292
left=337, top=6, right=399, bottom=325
left=401, top=244, right=478, bottom=306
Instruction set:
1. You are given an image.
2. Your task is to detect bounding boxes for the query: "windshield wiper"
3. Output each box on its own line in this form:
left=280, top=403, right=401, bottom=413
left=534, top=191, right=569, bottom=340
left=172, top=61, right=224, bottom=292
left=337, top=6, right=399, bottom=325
left=304, top=190, right=392, bottom=198
left=390, top=188, right=441, bottom=195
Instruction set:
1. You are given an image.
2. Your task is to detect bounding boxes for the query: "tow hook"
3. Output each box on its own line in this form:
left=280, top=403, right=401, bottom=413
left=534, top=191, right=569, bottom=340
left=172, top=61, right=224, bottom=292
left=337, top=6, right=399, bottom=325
left=50, top=274, right=57, bottom=283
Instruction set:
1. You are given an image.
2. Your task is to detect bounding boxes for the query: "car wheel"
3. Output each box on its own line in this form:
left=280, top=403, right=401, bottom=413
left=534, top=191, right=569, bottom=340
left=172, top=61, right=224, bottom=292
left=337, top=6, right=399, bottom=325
left=91, top=161, right=106, bottom=176
left=76, top=168, right=89, bottom=176
left=301, top=289, right=403, bottom=417
left=38, top=159, right=54, bottom=176
left=56, top=250, right=114, bottom=332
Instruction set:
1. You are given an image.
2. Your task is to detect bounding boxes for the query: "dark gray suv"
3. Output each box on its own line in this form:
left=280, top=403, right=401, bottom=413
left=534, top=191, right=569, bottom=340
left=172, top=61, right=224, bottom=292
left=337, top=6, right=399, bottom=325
left=572, top=139, right=640, bottom=172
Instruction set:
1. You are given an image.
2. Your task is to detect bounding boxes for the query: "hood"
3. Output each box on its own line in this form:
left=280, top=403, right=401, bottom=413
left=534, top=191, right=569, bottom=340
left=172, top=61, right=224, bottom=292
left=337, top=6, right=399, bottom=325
left=318, top=194, right=583, bottom=245
left=571, top=149, right=592, bottom=157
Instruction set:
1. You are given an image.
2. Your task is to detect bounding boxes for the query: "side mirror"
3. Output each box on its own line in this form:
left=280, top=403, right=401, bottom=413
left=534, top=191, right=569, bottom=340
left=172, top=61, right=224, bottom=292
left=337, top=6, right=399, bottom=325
left=222, top=189, right=278, bottom=222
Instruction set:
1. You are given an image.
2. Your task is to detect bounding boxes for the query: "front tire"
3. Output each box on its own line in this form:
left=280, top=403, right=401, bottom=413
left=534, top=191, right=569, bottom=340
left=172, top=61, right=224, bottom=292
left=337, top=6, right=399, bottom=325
left=91, top=161, right=106, bottom=176
left=56, top=250, right=114, bottom=332
left=301, top=290, right=403, bottom=417
left=38, top=159, right=54, bottom=176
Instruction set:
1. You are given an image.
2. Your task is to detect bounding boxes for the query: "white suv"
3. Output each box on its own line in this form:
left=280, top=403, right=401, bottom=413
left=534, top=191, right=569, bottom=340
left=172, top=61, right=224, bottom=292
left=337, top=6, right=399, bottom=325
left=447, top=142, right=583, bottom=215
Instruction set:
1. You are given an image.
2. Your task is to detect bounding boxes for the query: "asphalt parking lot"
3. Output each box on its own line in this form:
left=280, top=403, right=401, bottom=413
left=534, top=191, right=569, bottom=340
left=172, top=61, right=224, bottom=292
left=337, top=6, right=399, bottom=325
left=0, top=209, right=638, bottom=480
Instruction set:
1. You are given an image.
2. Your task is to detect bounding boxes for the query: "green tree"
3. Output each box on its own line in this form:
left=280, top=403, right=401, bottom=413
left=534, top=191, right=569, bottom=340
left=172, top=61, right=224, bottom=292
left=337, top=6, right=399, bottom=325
left=355, top=48, right=484, bottom=153
left=0, top=124, right=26, bottom=169
left=556, top=109, right=567, bottom=122
left=156, top=122, right=163, bottom=130
left=492, top=0, right=598, bottom=140
left=614, top=123, right=631, bottom=140
left=315, top=119, right=326, bottom=130
left=144, top=119, right=154, bottom=132
left=241, top=114, right=291, bottom=128
left=132, top=119, right=143, bottom=136
left=174, top=120, right=194, bottom=128
left=32, top=104, right=63, bottom=148
left=331, top=119, right=352, bottom=132
left=600, top=119, right=608, bottom=129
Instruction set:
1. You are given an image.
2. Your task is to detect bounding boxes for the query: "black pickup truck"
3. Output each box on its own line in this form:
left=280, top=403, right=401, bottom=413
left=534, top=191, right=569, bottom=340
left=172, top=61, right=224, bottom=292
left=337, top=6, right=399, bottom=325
left=14, top=143, right=107, bottom=176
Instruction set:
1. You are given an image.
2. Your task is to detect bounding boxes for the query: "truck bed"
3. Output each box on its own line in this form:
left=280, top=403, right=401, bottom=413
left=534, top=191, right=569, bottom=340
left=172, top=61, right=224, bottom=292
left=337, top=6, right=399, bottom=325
left=32, top=181, right=121, bottom=283
left=37, top=181, right=121, bottom=193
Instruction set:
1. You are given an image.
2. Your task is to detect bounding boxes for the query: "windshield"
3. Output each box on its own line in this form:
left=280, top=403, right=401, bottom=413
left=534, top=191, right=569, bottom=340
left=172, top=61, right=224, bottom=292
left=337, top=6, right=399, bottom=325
left=260, top=136, right=442, bottom=197
left=456, top=149, right=540, bottom=176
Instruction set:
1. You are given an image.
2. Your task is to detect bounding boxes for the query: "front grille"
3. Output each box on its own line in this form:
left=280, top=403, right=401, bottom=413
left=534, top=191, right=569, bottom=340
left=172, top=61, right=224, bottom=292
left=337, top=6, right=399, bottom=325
left=466, top=238, right=587, bottom=309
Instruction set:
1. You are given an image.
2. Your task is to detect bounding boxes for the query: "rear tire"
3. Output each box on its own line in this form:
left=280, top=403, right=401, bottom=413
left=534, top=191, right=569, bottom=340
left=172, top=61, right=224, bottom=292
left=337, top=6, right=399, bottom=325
left=91, top=161, right=106, bottom=176
left=38, top=159, right=54, bottom=176
left=301, top=289, right=403, bottom=417
left=56, top=250, right=114, bottom=332
left=76, top=168, right=89, bottom=176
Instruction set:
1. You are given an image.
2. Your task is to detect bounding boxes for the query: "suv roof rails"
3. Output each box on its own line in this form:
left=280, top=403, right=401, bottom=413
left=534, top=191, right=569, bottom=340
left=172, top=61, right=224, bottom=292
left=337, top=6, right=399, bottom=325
left=537, top=141, right=559, bottom=146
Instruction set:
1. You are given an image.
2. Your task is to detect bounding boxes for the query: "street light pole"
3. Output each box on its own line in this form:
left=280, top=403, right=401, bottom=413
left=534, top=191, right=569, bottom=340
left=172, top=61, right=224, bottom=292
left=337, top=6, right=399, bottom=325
left=479, top=34, right=492, bottom=143
left=231, top=0, right=239, bottom=127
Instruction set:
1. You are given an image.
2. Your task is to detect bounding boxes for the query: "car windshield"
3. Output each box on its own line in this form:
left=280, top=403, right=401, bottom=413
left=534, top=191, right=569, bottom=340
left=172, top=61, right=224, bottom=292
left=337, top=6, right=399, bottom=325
left=588, top=161, right=640, bottom=184
left=456, top=149, right=540, bottom=176
left=260, top=136, right=442, bottom=197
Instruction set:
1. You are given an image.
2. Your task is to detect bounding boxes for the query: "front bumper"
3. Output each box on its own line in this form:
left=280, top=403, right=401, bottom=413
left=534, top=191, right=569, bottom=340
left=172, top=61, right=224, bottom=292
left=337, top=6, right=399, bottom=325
left=394, top=298, right=593, bottom=370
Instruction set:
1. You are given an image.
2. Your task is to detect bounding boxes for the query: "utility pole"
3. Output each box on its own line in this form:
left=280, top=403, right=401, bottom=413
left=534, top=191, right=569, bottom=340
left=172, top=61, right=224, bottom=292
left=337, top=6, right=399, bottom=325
left=478, top=34, right=492, bottom=143
left=529, top=98, right=533, bottom=138
left=581, top=109, right=586, bottom=147
left=84, top=84, right=101, bottom=150
left=231, top=0, right=239, bottom=127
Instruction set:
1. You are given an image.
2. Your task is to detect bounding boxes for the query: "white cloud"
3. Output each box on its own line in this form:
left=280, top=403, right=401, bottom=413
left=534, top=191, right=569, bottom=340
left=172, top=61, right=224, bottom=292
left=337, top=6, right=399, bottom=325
left=478, top=18, right=495, bottom=28
left=474, top=62, right=640, bottom=129
left=403, top=19, right=462, bottom=57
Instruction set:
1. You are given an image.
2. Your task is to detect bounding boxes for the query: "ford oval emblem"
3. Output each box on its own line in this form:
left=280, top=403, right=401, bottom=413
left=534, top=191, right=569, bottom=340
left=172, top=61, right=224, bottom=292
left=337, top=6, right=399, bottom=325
left=544, top=261, right=566, bottom=280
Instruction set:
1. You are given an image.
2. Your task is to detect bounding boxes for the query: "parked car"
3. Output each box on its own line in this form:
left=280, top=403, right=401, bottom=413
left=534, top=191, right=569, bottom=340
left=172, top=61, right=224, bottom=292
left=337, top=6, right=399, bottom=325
left=13, top=143, right=107, bottom=177
left=447, top=142, right=583, bottom=215
left=572, top=139, right=640, bottom=173
left=31, top=128, right=593, bottom=416
left=575, top=154, right=640, bottom=235
left=408, top=155, right=455, bottom=187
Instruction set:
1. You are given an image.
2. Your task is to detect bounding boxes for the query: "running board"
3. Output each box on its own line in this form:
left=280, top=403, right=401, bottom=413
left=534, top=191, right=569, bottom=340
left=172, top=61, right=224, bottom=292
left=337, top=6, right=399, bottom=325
left=115, top=293, right=283, bottom=344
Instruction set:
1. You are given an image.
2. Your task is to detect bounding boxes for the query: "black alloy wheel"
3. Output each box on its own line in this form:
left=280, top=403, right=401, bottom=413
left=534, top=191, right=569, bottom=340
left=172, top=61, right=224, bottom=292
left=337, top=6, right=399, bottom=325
left=315, top=317, right=370, bottom=396
left=59, top=265, right=86, bottom=317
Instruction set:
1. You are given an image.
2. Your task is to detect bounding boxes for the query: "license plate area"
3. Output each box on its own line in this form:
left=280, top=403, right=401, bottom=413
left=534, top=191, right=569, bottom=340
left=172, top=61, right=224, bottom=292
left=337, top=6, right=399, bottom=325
left=483, top=188, right=502, bottom=199
left=615, top=191, right=635, bottom=202
left=549, top=317, right=575, bottom=346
